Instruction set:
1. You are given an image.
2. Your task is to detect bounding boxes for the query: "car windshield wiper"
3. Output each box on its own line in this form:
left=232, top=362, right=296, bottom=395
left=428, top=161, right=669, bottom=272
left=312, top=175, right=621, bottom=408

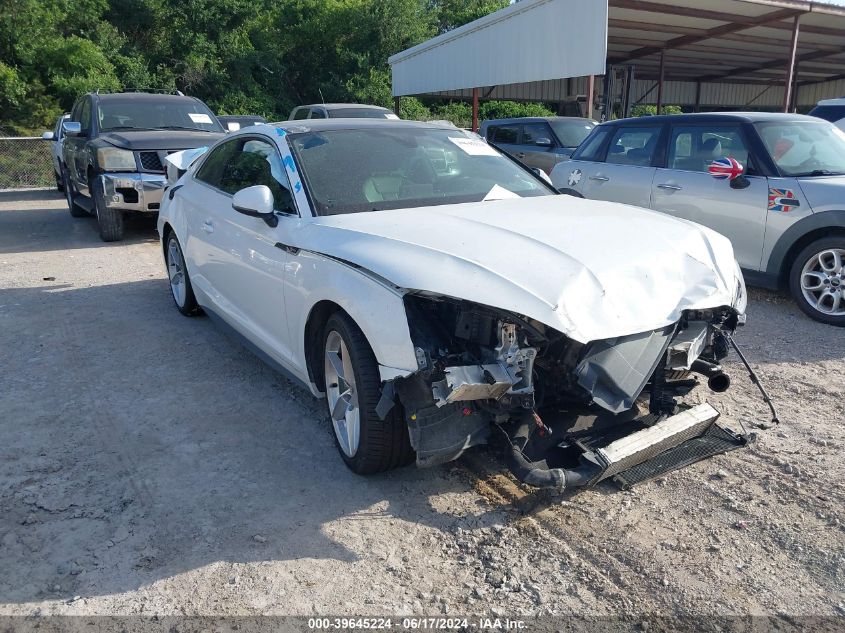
left=155, top=125, right=218, bottom=132
left=102, top=126, right=156, bottom=131
left=793, top=169, right=845, bottom=177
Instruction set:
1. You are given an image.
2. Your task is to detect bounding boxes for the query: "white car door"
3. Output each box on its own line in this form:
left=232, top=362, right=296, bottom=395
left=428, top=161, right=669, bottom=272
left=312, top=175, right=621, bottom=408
left=651, top=123, right=768, bottom=271
left=187, top=135, right=298, bottom=365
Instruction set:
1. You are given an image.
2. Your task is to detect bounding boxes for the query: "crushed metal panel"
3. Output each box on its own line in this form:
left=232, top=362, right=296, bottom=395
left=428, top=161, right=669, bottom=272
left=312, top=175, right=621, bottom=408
left=441, top=364, right=512, bottom=404
left=576, top=324, right=675, bottom=414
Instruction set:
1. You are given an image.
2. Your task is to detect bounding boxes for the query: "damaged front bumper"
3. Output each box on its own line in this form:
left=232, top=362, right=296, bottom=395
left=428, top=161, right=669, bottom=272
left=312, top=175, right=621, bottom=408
left=386, top=295, right=773, bottom=491
left=100, top=172, right=167, bottom=212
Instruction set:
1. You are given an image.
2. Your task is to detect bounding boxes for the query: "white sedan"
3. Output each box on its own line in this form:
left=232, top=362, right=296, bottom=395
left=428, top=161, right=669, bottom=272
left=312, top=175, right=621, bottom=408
left=158, top=120, right=759, bottom=490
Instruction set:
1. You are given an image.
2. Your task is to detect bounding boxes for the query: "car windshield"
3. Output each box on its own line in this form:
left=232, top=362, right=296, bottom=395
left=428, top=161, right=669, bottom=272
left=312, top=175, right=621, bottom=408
left=549, top=120, right=596, bottom=148
left=289, top=127, right=554, bottom=215
left=755, top=120, right=845, bottom=177
left=328, top=108, right=395, bottom=119
left=98, top=99, right=224, bottom=133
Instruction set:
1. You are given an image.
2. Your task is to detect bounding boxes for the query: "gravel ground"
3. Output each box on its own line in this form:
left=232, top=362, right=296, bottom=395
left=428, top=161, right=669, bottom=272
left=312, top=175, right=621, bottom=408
left=0, top=191, right=843, bottom=621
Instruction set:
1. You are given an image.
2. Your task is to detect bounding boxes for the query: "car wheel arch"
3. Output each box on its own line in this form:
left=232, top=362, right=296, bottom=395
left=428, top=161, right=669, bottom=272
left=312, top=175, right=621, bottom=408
left=161, top=222, right=174, bottom=256
left=767, top=211, right=845, bottom=285
left=304, top=300, right=352, bottom=393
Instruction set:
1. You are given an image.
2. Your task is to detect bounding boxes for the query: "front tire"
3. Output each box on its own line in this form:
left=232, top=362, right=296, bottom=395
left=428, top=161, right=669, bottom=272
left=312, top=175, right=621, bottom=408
left=789, top=237, right=845, bottom=327
left=165, top=234, right=200, bottom=316
left=92, top=177, right=125, bottom=242
left=322, top=312, right=413, bottom=474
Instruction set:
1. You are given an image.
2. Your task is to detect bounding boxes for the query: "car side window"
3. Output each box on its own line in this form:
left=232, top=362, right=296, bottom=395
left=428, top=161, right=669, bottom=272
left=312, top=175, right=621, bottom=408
left=78, top=99, right=92, bottom=136
left=309, top=108, right=326, bottom=119
left=292, top=108, right=309, bottom=120
left=218, top=138, right=297, bottom=214
left=195, top=140, right=240, bottom=188
left=572, top=127, right=611, bottom=162
left=668, top=125, right=751, bottom=173
left=606, top=126, right=662, bottom=166
left=521, top=123, right=553, bottom=146
left=490, top=125, right=519, bottom=144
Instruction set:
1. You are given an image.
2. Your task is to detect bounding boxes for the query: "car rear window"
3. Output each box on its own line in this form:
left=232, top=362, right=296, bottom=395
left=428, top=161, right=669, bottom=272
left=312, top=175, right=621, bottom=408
left=809, top=105, right=845, bottom=124
left=327, top=108, right=393, bottom=119
left=489, top=125, right=519, bottom=144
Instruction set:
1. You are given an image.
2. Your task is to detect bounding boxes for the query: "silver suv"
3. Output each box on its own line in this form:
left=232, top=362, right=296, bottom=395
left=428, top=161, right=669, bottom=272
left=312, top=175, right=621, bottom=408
left=481, top=117, right=596, bottom=174
left=551, top=112, right=845, bottom=326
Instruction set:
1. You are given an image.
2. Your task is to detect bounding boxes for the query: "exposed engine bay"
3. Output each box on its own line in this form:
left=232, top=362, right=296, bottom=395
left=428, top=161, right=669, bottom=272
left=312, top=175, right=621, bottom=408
left=388, top=293, right=776, bottom=490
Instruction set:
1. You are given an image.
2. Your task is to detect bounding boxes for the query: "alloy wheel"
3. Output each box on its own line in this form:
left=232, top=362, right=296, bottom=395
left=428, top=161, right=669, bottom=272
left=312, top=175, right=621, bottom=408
left=166, top=237, right=187, bottom=308
left=324, top=330, right=360, bottom=457
left=800, top=248, right=845, bottom=316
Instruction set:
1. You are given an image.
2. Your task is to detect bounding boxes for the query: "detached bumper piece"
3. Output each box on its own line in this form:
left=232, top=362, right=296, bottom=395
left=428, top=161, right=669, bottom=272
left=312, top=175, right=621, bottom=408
left=609, top=423, right=747, bottom=489
left=503, top=403, right=747, bottom=491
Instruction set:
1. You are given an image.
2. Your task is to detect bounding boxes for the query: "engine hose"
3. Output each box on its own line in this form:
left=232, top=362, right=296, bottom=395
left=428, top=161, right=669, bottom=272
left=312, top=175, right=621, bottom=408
left=503, top=417, right=600, bottom=491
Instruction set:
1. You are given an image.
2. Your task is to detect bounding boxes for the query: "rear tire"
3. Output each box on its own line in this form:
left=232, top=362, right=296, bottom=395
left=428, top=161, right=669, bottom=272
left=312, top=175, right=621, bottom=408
left=788, top=237, right=845, bottom=327
left=92, top=177, right=125, bottom=242
left=322, top=312, right=413, bottom=474
left=63, top=169, right=88, bottom=218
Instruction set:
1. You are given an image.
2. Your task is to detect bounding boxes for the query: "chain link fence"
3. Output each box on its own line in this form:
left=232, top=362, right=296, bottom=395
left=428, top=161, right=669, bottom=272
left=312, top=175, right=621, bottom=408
left=0, top=137, right=56, bottom=190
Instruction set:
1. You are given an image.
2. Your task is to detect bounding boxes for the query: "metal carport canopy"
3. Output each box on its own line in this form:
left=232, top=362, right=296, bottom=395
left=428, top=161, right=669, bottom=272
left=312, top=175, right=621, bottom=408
left=387, top=0, right=609, bottom=97
left=390, top=0, right=845, bottom=113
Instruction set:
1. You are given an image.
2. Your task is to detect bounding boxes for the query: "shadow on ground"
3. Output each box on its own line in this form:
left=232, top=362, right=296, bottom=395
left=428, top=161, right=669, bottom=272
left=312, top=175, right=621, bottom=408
left=0, top=279, right=508, bottom=604
left=0, top=190, right=158, bottom=254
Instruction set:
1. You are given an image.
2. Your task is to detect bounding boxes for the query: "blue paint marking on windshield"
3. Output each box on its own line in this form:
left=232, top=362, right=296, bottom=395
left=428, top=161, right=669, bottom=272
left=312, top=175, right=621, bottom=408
left=275, top=127, right=287, bottom=137
left=283, top=156, right=297, bottom=173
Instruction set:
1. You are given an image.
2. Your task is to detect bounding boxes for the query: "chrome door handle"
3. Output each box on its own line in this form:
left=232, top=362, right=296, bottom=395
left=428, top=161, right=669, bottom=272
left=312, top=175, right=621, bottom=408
left=657, top=183, right=682, bottom=191
left=589, top=175, right=609, bottom=182
left=202, top=220, right=214, bottom=234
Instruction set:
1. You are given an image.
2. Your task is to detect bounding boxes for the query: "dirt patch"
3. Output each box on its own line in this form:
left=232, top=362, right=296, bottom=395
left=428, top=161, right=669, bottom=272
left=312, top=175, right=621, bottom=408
left=0, top=192, right=843, bottom=618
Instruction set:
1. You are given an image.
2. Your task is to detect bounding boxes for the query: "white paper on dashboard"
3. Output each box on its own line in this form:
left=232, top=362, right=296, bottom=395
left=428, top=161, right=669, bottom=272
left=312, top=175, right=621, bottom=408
left=448, top=137, right=499, bottom=157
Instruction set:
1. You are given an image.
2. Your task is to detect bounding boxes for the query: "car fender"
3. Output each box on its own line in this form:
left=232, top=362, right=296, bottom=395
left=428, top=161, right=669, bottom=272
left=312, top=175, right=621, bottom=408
left=765, top=209, right=845, bottom=279
left=157, top=182, right=191, bottom=261
left=286, top=249, right=419, bottom=390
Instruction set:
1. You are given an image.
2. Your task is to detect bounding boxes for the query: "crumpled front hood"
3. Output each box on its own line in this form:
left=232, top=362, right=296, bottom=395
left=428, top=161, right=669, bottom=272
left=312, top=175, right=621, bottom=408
left=294, top=196, right=742, bottom=343
left=100, top=130, right=224, bottom=151
left=797, top=175, right=845, bottom=213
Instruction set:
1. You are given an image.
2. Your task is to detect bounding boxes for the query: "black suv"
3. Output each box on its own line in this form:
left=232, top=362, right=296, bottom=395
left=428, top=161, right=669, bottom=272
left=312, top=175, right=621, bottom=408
left=61, top=92, right=224, bottom=241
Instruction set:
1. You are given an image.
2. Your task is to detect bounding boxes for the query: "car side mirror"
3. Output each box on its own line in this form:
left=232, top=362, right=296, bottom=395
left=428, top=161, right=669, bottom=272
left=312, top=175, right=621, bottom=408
left=226, top=122, right=240, bottom=132
left=708, top=157, right=744, bottom=181
left=62, top=121, right=82, bottom=137
left=41, top=131, right=55, bottom=141
left=232, top=185, right=278, bottom=227
left=534, top=137, right=553, bottom=147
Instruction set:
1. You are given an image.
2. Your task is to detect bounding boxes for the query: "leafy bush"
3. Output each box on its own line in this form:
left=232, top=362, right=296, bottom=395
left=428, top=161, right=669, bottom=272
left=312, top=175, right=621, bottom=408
left=631, top=104, right=683, bottom=117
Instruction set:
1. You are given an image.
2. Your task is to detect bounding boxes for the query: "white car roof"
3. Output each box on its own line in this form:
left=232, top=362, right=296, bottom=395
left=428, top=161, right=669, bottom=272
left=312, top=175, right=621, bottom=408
left=817, top=98, right=845, bottom=106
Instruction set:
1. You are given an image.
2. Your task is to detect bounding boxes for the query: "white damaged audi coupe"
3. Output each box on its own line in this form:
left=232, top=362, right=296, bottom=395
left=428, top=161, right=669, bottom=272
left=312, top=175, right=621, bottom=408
left=157, top=119, right=770, bottom=491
